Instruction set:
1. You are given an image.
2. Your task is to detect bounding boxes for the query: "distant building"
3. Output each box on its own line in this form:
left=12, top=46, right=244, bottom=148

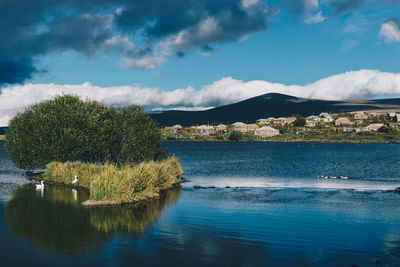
left=214, top=124, right=227, bottom=132
left=164, top=125, right=183, bottom=135
left=306, top=115, right=321, bottom=123
left=354, top=113, right=368, bottom=120
left=195, top=125, right=215, bottom=136
left=256, top=118, right=271, bottom=125
left=273, top=117, right=290, bottom=126
left=320, top=113, right=334, bottom=123
left=364, top=123, right=384, bottom=132
left=319, top=112, right=331, bottom=118
left=254, top=126, right=280, bottom=137
left=323, top=117, right=334, bottom=123
left=247, top=123, right=259, bottom=131
left=231, top=122, right=248, bottom=133
left=305, top=120, right=317, bottom=127
left=335, top=117, right=351, bottom=126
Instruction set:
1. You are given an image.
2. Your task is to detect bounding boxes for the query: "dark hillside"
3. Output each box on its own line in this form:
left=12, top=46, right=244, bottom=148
left=149, top=93, right=400, bottom=127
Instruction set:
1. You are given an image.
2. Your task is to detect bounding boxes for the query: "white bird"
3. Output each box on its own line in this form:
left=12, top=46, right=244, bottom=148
left=36, top=180, right=44, bottom=190
left=72, top=175, right=78, bottom=184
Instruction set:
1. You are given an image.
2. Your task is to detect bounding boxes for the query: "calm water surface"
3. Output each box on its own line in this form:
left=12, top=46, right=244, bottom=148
left=1, top=141, right=400, bottom=266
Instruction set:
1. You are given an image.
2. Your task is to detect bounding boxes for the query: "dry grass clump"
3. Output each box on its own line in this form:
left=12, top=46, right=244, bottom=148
left=42, top=157, right=183, bottom=203
left=42, top=161, right=105, bottom=188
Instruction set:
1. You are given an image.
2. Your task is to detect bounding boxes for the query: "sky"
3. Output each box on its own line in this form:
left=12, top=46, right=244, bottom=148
left=1, top=0, right=400, bottom=125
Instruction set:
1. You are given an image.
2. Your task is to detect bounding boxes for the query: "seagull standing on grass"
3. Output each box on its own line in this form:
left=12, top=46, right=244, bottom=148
left=72, top=175, right=78, bottom=184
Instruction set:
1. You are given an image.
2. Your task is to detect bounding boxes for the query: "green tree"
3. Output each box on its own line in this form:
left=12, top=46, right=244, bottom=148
left=243, top=131, right=255, bottom=141
left=378, top=126, right=391, bottom=133
left=228, top=131, right=243, bottom=141
left=293, top=117, right=306, bottom=127
left=113, top=105, right=166, bottom=164
left=215, top=133, right=225, bottom=140
left=5, top=95, right=166, bottom=169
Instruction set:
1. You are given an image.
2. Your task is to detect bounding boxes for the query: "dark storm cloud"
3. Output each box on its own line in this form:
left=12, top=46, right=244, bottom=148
left=0, top=59, right=38, bottom=85
left=0, top=0, right=274, bottom=85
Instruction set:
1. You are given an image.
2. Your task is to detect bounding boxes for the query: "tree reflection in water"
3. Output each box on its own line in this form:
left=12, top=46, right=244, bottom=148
left=5, top=184, right=180, bottom=255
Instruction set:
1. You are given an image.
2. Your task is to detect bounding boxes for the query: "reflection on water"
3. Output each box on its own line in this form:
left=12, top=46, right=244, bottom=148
left=3, top=141, right=400, bottom=265
left=89, top=186, right=180, bottom=234
left=5, top=184, right=180, bottom=255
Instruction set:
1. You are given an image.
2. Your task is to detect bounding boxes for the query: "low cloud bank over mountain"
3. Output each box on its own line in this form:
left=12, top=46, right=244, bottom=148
left=1, top=69, right=400, bottom=125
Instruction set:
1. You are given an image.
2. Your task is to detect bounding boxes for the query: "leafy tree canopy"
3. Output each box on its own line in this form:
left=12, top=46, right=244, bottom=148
left=5, top=95, right=166, bottom=169
left=228, top=131, right=243, bottom=142
left=378, top=126, right=391, bottom=133
left=293, top=117, right=306, bottom=127
left=243, top=131, right=255, bottom=142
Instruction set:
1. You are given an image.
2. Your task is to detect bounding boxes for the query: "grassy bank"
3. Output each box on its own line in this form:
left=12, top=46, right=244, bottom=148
left=267, top=132, right=400, bottom=143
left=42, top=157, right=183, bottom=203
left=162, top=132, right=400, bottom=143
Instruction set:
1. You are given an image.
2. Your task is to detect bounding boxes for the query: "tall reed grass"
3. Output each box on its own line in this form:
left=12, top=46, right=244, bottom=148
left=42, top=157, right=183, bottom=203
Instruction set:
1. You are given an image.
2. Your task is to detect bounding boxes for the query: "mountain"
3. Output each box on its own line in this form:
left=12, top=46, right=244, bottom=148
left=149, top=93, right=400, bottom=127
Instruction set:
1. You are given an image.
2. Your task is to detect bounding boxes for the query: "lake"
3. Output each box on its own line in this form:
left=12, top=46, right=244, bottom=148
left=1, top=141, right=400, bottom=266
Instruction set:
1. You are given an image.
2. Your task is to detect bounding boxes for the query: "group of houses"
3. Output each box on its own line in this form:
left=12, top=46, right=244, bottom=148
left=164, top=122, right=280, bottom=138
left=163, top=111, right=400, bottom=138
left=335, top=112, right=400, bottom=132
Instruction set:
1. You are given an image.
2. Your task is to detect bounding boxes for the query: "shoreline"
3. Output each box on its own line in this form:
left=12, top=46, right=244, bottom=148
left=162, top=139, right=400, bottom=144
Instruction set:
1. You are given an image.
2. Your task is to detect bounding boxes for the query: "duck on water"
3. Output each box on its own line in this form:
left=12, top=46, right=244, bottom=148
left=317, top=175, right=349, bottom=179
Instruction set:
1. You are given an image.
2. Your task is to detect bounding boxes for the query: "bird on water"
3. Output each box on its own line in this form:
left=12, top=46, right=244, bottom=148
left=36, top=180, right=44, bottom=190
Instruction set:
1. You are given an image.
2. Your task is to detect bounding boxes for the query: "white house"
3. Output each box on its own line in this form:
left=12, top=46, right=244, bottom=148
left=363, top=123, right=384, bottom=132
left=354, top=113, right=368, bottom=120
left=195, top=125, right=215, bottom=136
left=254, top=126, right=280, bottom=137
left=335, top=117, right=351, bottom=126
left=231, top=122, right=248, bottom=133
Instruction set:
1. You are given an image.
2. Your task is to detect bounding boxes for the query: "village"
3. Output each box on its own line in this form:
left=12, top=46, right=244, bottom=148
left=162, top=111, right=400, bottom=142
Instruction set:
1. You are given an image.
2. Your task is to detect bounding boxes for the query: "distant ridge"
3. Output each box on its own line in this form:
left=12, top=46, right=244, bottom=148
left=149, top=93, right=400, bottom=127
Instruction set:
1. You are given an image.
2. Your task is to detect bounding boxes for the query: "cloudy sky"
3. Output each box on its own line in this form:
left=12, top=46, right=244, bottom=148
left=1, top=0, right=400, bottom=125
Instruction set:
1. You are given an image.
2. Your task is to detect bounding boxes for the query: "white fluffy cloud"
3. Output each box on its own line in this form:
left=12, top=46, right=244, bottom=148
left=1, top=69, right=400, bottom=126
left=379, top=19, right=400, bottom=43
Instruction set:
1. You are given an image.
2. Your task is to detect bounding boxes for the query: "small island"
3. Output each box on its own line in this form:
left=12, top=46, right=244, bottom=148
left=5, top=95, right=184, bottom=205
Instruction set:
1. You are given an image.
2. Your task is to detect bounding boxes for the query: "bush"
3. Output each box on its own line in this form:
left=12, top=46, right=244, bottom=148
left=293, top=117, right=306, bottom=127
left=228, top=131, right=243, bottom=141
left=215, top=133, right=225, bottom=140
left=243, top=131, right=255, bottom=141
left=378, top=126, right=391, bottom=133
left=5, top=95, right=166, bottom=169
